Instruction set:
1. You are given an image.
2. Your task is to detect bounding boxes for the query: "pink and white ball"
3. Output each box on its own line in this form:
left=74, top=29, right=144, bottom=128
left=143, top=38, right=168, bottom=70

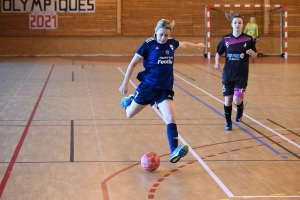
left=141, top=152, right=160, bottom=172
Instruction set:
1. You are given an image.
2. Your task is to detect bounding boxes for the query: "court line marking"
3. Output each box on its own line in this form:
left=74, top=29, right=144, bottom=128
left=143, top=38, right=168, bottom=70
left=0, top=66, right=37, bottom=116
left=232, top=196, right=300, bottom=198
left=70, top=120, right=74, bottom=162
left=175, top=83, right=280, bottom=155
left=118, top=67, right=300, bottom=199
left=0, top=65, right=54, bottom=198
left=149, top=137, right=299, bottom=199
left=267, top=119, right=300, bottom=138
left=118, top=67, right=234, bottom=197
left=83, top=64, right=106, bottom=173
left=174, top=73, right=300, bottom=149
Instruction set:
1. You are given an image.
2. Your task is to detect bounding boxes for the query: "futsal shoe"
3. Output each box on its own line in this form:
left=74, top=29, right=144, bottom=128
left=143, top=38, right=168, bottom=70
left=225, top=122, right=232, bottom=131
left=120, top=94, right=134, bottom=109
left=236, top=106, right=244, bottom=122
left=170, top=145, right=189, bottom=163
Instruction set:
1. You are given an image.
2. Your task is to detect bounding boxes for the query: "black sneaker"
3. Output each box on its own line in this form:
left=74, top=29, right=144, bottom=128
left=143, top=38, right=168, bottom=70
left=225, top=122, right=232, bottom=131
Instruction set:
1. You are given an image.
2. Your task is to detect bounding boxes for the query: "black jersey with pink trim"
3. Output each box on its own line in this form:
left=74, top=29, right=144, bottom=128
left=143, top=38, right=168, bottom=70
left=135, top=35, right=180, bottom=90
left=217, top=33, right=256, bottom=81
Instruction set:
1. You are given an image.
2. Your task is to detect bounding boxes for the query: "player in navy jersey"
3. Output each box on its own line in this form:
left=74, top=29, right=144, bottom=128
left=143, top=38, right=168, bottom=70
left=119, top=19, right=205, bottom=163
left=214, top=14, right=257, bottom=131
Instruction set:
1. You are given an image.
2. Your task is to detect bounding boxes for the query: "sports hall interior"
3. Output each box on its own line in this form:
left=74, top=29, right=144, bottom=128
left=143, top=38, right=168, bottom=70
left=0, top=0, right=299, bottom=200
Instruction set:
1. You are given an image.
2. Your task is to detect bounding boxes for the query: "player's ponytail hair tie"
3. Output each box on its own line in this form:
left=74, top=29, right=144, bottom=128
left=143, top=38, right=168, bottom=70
left=155, top=19, right=175, bottom=32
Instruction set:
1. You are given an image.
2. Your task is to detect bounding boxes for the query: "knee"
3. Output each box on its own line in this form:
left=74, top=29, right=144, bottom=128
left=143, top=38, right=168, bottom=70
left=224, top=99, right=232, bottom=107
left=233, top=97, right=243, bottom=105
left=164, top=114, right=176, bottom=124
left=126, top=111, right=135, bottom=118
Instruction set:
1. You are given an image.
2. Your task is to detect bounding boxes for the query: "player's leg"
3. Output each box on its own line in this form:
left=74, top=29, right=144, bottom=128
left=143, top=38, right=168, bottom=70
left=223, top=81, right=234, bottom=130
left=125, top=100, right=148, bottom=118
left=120, top=85, right=148, bottom=118
left=233, top=80, right=247, bottom=122
left=158, top=99, right=188, bottom=163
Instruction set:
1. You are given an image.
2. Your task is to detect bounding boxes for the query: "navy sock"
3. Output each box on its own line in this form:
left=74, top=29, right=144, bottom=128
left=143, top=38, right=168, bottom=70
left=224, top=105, right=232, bottom=122
left=236, top=101, right=244, bottom=109
left=167, top=123, right=178, bottom=153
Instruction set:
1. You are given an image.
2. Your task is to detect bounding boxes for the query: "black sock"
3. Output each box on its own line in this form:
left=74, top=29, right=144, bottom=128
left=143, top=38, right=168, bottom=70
left=236, top=101, right=244, bottom=109
left=224, top=105, right=232, bottom=122
left=167, top=123, right=178, bottom=153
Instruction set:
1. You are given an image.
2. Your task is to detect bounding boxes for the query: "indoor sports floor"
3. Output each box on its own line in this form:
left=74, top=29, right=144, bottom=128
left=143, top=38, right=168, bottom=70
left=0, top=56, right=299, bottom=200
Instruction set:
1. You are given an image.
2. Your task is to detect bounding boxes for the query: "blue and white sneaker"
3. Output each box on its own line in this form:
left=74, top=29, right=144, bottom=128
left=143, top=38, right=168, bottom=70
left=170, top=145, right=189, bottom=163
left=120, top=94, right=134, bottom=109
left=225, top=122, right=232, bottom=131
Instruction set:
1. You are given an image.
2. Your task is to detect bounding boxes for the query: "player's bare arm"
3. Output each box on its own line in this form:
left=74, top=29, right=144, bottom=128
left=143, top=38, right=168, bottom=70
left=246, top=49, right=257, bottom=59
left=119, top=54, right=142, bottom=95
left=178, top=42, right=205, bottom=50
left=214, top=53, right=221, bottom=69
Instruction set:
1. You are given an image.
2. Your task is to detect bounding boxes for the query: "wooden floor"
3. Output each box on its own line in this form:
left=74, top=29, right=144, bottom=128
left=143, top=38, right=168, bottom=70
left=0, top=56, right=299, bottom=200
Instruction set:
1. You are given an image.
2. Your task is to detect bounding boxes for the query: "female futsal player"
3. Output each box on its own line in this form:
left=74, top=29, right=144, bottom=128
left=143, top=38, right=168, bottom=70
left=214, top=14, right=257, bottom=131
left=119, top=19, right=205, bottom=163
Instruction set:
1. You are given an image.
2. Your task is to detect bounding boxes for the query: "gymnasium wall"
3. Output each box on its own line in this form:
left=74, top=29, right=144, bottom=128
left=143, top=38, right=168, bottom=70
left=0, top=0, right=299, bottom=56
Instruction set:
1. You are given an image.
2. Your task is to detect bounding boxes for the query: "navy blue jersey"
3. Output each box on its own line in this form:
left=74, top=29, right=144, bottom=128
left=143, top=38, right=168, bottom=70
left=136, top=35, right=180, bottom=90
left=217, top=33, right=256, bottom=81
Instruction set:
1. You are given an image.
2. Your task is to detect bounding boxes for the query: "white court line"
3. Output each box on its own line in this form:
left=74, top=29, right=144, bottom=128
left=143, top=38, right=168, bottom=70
left=0, top=66, right=37, bottom=116
left=233, top=196, right=300, bottom=198
left=174, top=73, right=300, bottom=149
left=118, top=67, right=234, bottom=198
left=83, top=66, right=107, bottom=177
left=118, top=67, right=300, bottom=198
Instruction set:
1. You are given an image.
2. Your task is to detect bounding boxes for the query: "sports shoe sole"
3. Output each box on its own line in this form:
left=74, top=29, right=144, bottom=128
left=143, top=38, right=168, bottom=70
left=170, top=145, right=189, bottom=163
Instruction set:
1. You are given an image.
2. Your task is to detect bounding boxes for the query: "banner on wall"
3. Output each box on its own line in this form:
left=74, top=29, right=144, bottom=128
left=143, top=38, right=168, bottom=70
left=29, top=13, right=57, bottom=29
left=1, top=0, right=95, bottom=13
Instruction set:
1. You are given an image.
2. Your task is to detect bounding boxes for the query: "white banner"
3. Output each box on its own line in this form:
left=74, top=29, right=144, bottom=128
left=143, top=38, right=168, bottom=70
left=29, top=13, right=57, bottom=29
left=2, top=0, right=95, bottom=13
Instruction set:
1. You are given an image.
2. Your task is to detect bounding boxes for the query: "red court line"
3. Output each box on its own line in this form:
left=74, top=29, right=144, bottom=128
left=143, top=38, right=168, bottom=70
left=0, top=65, right=54, bottom=198
left=101, top=163, right=140, bottom=200
left=147, top=138, right=298, bottom=199
left=100, top=132, right=296, bottom=200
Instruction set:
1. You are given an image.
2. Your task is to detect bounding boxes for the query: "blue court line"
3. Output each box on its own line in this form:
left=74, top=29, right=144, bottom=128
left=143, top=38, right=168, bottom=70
left=174, top=83, right=281, bottom=155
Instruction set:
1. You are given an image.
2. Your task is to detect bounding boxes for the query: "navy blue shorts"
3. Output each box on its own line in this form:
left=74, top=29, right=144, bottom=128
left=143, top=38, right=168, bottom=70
left=133, top=83, right=174, bottom=106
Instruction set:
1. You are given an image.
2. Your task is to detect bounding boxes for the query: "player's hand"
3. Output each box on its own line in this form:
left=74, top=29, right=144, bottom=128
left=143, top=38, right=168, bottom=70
left=198, top=43, right=206, bottom=50
left=246, top=49, right=255, bottom=57
left=119, top=83, right=128, bottom=95
left=214, top=63, right=220, bottom=69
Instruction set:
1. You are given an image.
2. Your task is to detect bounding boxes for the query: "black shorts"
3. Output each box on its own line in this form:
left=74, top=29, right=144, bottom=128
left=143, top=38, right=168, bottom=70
left=222, top=80, right=247, bottom=96
left=133, top=83, right=174, bottom=106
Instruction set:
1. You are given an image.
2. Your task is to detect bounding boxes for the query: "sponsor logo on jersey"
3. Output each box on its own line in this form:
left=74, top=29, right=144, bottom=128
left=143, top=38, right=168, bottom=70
left=165, top=50, right=170, bottom=54
left=157, top=56, right=173, bottom=64
left=155, top=46, right=159, bottom=50
left=227, top=53, right=242, bottom=60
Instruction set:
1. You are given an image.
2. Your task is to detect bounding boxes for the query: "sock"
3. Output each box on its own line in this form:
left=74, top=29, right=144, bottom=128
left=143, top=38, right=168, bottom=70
left=167, top=123, right=178, bottom=153
left=236, top=101, right=244, bottom=109
left=224, top=105, right=232, bottom=122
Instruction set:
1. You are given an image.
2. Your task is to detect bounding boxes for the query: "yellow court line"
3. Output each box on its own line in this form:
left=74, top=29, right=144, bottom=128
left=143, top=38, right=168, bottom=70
left=270, top=193, right=286, bottom=196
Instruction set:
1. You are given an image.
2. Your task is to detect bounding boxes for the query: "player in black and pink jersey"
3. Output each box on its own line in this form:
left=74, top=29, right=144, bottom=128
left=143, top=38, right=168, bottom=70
left=214, top=14, right=257, bottom=131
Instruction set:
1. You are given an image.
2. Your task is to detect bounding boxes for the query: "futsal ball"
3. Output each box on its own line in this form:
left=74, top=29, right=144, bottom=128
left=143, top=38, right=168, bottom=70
left=141, top=152, right=160, bottom=172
